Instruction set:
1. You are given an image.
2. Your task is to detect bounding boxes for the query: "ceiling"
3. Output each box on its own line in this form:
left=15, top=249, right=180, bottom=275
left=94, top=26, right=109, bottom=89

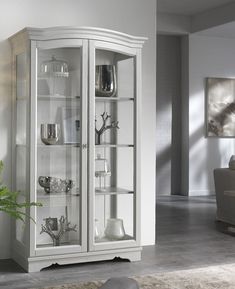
left=157, top=0, right=235, bottom=16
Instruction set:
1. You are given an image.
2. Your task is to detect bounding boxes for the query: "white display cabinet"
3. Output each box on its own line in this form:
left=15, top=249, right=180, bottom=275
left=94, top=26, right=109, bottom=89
left=9, top=27, right=146, bottom=272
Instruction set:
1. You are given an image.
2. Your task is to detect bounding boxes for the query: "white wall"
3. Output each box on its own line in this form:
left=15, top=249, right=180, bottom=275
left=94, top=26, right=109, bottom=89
left=188, top=35, right=235, bottom=196
left=0, top=0, right=156, bottom=259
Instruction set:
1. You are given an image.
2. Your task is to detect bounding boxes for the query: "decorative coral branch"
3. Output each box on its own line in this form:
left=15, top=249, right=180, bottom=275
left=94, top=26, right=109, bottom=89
left=40, top=216, right=77, bottom=246
left=41, top=222, right=54, bottom=239
left=95, top=112, right=119, bottom=145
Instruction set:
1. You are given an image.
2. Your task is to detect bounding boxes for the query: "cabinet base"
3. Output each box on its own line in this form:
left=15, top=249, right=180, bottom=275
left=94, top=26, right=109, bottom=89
left=12, top=247, right=142, bottom=272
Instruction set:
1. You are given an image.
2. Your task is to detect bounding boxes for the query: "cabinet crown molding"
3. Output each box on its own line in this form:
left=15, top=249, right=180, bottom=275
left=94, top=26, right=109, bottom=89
left=9, top=26, right=147, bottom=49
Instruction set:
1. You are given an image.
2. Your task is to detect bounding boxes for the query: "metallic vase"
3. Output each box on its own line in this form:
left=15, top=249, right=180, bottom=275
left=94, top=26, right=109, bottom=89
left=41, top=123, right=60, bottom=145
left=95, top=65, right=117, bottom=97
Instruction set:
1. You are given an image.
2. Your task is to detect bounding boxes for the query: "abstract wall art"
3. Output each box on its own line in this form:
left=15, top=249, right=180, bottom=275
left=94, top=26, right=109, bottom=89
left=206, top=77, right=235, bottom=137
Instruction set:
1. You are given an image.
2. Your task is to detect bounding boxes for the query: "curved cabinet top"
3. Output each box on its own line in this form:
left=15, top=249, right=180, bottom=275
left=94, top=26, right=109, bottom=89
left=9, top=26, right=147, bottom=49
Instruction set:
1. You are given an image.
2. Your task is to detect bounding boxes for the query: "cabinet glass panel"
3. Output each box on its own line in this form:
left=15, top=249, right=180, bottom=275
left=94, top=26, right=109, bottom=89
left=16, top=52, right=28, bottom=244
left=36, top=48, right=81, bottom=248
left=94, top=49, right=135, bottom=244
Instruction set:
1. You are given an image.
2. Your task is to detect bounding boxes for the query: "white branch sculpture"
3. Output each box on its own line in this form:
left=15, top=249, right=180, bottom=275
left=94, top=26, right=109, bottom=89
left=40, top=216, right=77, bottom=246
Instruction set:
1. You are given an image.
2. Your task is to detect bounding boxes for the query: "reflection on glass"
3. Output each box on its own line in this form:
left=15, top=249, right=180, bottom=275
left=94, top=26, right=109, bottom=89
left=16, top=53, right=28, bottom=245
left=94, top=49, right=135, bottom=245
left=36, top=47, right=81, bottom=248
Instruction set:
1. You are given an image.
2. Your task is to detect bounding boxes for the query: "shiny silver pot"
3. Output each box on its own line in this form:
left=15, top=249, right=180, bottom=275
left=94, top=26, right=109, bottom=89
left=41, top=123, right=60, bottom=145
left=95, top=65, right=117, bottom=97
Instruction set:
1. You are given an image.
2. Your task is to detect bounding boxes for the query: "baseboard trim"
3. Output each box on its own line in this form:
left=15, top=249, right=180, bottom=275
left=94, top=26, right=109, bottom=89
left=189, top=190, right=215, bottom=196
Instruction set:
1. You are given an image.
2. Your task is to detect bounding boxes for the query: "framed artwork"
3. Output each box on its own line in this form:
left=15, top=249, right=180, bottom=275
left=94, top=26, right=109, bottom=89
left=62, top=107, right=80, bottom=144
left=45, top=217, right=58, bottom=231
left=206, top=77, right=235, bottom=137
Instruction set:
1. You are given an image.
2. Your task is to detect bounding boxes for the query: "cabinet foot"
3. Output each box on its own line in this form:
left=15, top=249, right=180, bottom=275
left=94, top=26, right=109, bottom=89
left=13, top=247, right=142, bottom=272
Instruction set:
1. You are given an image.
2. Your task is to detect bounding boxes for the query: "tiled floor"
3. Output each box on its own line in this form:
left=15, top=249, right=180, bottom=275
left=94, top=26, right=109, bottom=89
left=1, top=195, right=235, bottom=289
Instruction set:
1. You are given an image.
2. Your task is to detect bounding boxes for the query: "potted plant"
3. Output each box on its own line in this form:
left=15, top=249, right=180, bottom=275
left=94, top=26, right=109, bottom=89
left=0, top=161, right=41, bottom=222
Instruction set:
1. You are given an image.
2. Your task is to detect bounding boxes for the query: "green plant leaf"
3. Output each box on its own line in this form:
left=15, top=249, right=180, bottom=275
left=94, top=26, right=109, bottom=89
left=0, top=161, right=42, bottom=222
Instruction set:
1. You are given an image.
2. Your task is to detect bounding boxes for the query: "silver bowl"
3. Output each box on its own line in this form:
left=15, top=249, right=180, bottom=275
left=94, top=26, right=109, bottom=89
left=38, top=176, right=74, bottom=194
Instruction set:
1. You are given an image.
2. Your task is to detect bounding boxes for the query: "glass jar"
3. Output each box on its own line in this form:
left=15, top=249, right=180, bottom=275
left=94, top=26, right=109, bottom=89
left=40, top=56, right=69, bottom=78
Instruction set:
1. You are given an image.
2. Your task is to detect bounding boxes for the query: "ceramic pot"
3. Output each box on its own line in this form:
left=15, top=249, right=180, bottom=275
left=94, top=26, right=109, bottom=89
left=104, top=218, right=125, bottom=240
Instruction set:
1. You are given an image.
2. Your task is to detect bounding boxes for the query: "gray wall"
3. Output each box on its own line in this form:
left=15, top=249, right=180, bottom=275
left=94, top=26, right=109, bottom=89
left=156, top=35, right=182, bottom=196
left=181, top=36, right=189, bottom=196
left=0, top=0, right=156, bottom=259
left=157, top=12, right=235, bottom=197
left=158, top=12, right=191, bottom=35
left=187, top=35, right=235, bottom=196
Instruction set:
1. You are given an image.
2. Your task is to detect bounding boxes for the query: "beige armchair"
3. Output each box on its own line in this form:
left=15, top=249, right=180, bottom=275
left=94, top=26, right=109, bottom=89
left=214, top=166, right=235, bottom=225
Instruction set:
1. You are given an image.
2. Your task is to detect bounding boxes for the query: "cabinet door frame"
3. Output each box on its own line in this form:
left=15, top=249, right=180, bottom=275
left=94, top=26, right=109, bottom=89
left=30, top=39, right=88, bottom=256
left=88, top=40, right=142, bottom=251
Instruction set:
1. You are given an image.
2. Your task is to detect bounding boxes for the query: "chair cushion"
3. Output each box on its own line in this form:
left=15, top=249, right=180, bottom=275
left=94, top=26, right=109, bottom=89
left=229, top=155, right=235, bottom=170
left=100, top=277, right=139, bottom=289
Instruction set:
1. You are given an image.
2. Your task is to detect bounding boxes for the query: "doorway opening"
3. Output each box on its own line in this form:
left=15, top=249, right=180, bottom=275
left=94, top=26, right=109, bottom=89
left=156, top=34, right=187, bottom=197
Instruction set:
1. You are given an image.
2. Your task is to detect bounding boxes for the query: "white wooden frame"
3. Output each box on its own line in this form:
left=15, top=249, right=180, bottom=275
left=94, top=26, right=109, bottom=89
left=88, top=40, right=142, bottom=251
left=30, top=39, right=88, bottom=256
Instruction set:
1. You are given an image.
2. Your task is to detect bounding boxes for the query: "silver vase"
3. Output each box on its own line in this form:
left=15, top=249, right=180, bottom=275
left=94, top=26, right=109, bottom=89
left=41, top=124, right=60, bottom=145
left=95, top=65, right=117, bottom=97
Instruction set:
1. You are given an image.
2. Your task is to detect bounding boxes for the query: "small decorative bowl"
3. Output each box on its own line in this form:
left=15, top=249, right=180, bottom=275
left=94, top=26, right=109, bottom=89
left=38, top=176, right=74, bottom=194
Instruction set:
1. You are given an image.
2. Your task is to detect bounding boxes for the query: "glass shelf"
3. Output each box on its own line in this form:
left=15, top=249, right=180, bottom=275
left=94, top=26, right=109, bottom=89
left=37, top=242, right=80, bottom=249
left=16, top=96, right=28, bottom=100
left=95, top=97, right=134, bottom=102
left=95, top=234, right=134, bottom=243
left=37, top=188, right=80, bottom=199
left=95, top=144, right=134, bottom=148
left=95, top=187, right=134, bottom=195
left=38, top=144, right=80, bottom=148
left=38, top=95, right=80, bottom=100
left=37, top=191, right=80, bottom=199
left=16, top=144, right=28, bottom=147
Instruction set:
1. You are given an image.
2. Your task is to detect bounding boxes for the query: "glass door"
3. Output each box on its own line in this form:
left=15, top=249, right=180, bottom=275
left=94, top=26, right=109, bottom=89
left=15, top=51, right=28, bottom=247
left=33, top=39, right=87, bottom=255
left=89, top=41, right=140, bottom=251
